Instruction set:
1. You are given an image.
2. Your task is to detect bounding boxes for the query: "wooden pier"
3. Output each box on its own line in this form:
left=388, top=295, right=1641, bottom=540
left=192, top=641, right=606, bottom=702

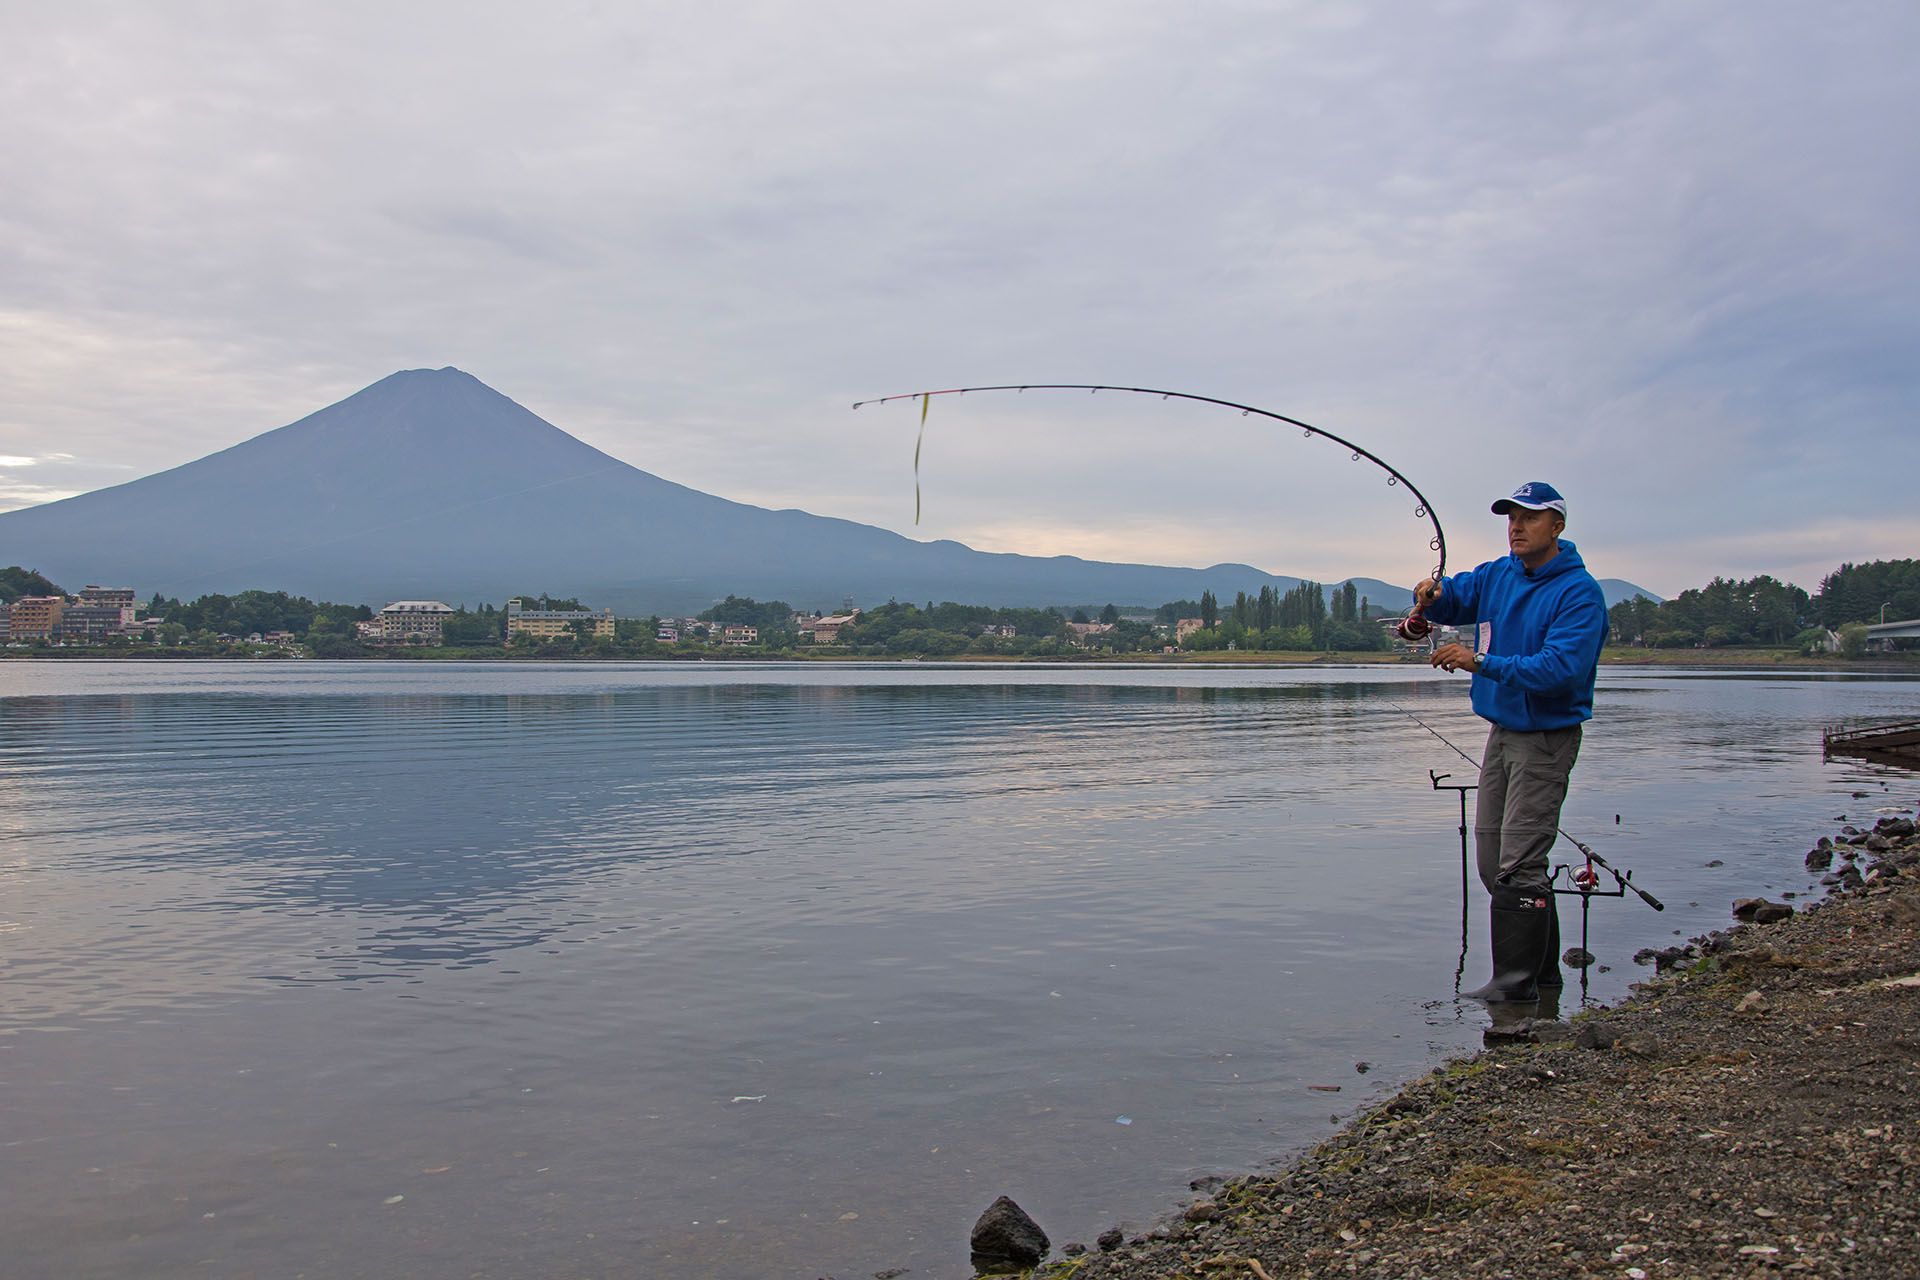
left=1825, top=719, right=1920, bottom=767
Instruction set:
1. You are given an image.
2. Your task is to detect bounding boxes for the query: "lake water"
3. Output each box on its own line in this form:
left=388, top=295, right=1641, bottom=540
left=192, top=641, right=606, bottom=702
left=3, top=660, right=1917, bottom=1279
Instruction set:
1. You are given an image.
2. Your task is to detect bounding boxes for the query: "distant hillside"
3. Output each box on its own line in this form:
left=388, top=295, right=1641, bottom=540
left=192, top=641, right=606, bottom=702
left=1600, top=579, right=1661, bottom=606
left=0, top=368, right=1659, bottom=614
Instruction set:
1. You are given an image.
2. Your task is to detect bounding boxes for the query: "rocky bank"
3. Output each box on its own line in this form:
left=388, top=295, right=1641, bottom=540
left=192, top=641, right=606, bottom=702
left=1015, top=811, right=1920, bottom=1279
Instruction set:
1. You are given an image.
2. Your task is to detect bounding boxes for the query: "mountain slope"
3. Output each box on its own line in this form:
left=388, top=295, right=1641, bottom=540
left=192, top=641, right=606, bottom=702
left=0, top=368, right=1654, bottom=613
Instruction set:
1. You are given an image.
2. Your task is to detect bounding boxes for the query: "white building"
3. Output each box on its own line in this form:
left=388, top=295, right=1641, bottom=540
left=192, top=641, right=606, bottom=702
left=376, top=600, right=455, bottom=643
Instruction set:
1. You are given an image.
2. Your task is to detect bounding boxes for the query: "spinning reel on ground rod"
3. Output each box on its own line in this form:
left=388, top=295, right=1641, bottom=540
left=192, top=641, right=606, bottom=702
left=1429, top=769, right=1663, bottom=1002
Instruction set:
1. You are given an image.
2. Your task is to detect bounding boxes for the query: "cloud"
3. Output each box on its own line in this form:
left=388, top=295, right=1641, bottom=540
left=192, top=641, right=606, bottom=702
left=0, top=479, right=83, bottom=508
left=0, top=2, right=1914, bottom=597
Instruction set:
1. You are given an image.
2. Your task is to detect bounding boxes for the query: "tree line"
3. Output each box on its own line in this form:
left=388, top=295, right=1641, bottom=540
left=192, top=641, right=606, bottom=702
left=13, top=561, right=1915, bottom=660
left=1177, top=581, right=1389, bottom=652
left=1, top=573, right=1412, bottom=657
left=1608, top=558, right=1918, bottom=650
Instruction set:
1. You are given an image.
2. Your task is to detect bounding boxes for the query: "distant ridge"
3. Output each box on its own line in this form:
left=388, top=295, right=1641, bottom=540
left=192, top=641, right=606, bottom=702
left=0, top=368, right=1658, bottom=613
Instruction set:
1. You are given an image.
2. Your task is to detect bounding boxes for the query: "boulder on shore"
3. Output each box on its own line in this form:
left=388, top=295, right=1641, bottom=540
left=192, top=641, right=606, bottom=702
left=1733, top=897, right=1794, bottom=924
left=971, top=1195, right=1050, bottom=1273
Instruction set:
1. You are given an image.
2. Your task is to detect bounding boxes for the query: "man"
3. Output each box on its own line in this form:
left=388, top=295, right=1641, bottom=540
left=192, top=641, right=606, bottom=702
left=1413, top=481, right=1608, bottom=1003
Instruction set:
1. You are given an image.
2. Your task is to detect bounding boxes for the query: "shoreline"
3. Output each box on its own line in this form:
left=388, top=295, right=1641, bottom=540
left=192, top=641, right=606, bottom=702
left=2, top=648, right=1915, bottom=673
left=1027, top=812, right=1920, bottom=1279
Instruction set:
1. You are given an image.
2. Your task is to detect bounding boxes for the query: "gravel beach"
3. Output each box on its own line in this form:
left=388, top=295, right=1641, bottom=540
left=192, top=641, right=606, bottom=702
left=1012, top=812, right=1920, bottom=1280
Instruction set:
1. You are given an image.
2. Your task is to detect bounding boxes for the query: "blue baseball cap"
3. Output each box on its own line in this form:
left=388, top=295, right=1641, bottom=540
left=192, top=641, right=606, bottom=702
left=1492, top=481, right=1567, bottom=517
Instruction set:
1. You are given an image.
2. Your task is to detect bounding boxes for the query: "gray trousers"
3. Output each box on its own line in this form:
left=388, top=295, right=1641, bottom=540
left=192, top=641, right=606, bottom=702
left=1474, top=724, right=1582, bottom=898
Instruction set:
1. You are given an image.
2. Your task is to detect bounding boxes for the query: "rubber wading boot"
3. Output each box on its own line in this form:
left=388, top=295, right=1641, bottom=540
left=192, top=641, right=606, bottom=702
left=1536, top=898, right=1564, bottom=991
left=1462, top=887, right=1552, bottom=1003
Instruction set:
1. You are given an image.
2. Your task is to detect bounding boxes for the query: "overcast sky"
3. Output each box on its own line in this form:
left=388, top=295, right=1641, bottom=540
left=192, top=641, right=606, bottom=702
left=2, top=2, right=1915, bottom=598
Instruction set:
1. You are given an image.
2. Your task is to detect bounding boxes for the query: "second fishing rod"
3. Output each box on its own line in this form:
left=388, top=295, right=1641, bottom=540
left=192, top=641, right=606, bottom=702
left=1384, top=692, right=1664, bottom=913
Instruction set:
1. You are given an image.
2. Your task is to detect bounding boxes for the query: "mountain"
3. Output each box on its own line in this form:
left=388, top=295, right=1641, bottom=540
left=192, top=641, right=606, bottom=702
left=1599, top=579, right=1660, bottom=606
left=0, top=368, right=1655, bottom=614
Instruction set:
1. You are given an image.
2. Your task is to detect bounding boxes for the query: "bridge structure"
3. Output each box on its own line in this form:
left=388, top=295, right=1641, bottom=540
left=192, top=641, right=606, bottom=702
left=1867, top=617, right=1920, bottom=644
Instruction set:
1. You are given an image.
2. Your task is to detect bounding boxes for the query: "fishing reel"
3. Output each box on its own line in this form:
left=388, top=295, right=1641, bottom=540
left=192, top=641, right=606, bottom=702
left=1394, top=611, right=1432, bottom=642
left=1550, top=850, right=1662, bottom=910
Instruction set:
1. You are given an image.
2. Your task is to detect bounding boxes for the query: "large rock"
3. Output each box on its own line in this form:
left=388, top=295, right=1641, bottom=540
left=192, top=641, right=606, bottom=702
left=1733, top=898, right=1793, bottom=924
left=971, top=1196, right=1050, bottom=1273
left=1576, top=1020, right=1625, bottom=1050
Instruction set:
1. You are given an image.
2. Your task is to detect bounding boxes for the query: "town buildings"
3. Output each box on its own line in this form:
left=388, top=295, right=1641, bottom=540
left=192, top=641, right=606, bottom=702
left=52, top=603, right=126, bottom=643
left=371, top=600, right=456, bottom=643
left=505, top=597, right=615, bottom=641
left=797, top=611, right=860, bottom=643
left=8, top=595, right=64, bottom=640
left=78, top=586, right=138, bottom=626
left=3, top=586, right=149, bottom=644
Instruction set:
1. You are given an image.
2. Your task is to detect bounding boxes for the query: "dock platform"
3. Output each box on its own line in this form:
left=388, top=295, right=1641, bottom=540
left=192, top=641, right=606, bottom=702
left=1825, top=719, right=1920, bottom=767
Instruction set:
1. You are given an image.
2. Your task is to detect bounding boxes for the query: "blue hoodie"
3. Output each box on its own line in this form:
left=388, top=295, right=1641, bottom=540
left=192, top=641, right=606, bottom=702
left=1421, top=539, right=1607, bottom=731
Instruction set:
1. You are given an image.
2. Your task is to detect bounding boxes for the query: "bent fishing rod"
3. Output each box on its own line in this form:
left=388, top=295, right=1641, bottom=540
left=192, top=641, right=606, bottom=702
left=1385, top=694, right=1665, bottom=912
left=851, top=384, right=1448, bottom=594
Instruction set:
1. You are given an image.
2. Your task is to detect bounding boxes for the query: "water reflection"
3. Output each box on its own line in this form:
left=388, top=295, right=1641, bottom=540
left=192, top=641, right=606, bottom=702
left=2, top=663, right=1918, bottom=1280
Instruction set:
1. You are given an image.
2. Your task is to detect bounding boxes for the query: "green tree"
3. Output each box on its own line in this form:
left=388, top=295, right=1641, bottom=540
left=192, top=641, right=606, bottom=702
left=513, top=593, right=585, bottom=611
left=698, top=595, right=795, bottom=645
left=442, top=609, right=501, bottom=646
left=1816, top=560, right=1920, bottom=628
left=0, top=566, right=64, bottom=603
left=1608, top=576, right=1809, bottom=648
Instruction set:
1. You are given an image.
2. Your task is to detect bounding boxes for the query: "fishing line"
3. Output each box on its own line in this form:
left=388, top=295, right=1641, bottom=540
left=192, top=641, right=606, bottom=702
left=854, top=381, right=1655, bottom=908
left=1379, top=691, right=1664, bottom=911
left=852, top=383, right=1448, bottom=588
